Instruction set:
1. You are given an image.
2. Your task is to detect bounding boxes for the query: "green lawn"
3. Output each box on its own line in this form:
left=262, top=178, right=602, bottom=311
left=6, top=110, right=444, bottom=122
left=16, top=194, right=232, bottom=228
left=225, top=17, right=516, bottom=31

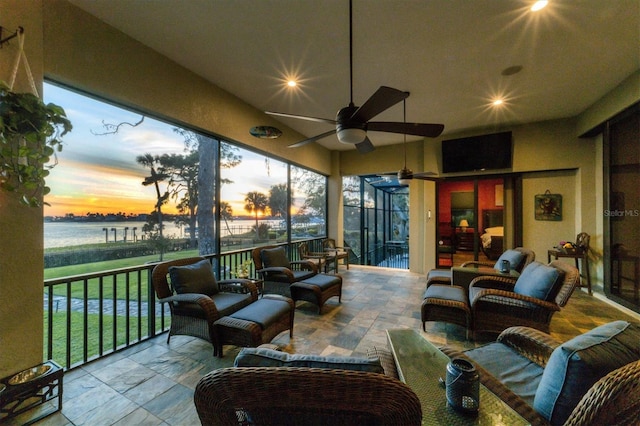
left=45, top=310, right=167, bottom=366
left=45, top=249, right=202, bottom=300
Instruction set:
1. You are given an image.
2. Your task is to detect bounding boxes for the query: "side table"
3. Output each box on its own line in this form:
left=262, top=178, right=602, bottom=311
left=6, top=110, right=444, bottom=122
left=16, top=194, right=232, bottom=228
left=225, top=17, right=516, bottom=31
left=547, top=249, right=591, bottom=294
left=0, top=360, right=63, bottom=424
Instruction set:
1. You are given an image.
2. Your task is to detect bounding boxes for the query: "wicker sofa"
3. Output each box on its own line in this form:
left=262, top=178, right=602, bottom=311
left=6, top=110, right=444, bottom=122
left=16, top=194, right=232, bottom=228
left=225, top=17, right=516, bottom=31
left=194, top=346, right=422, bottom=425
left=441, top=322, right=640, bottom=425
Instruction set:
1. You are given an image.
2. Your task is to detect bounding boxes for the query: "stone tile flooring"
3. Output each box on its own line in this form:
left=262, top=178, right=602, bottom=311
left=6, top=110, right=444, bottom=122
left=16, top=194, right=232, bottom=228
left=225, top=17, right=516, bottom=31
left=12, top=265, right=640, bottom=425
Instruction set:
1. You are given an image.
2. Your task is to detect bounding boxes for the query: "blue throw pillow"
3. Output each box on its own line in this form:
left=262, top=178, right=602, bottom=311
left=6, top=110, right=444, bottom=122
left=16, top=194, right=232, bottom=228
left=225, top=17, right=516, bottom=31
left=168, top=259, right=219, bottom=296
left=533, top=321, right=640, bottom=425
left=494, top=249, right=525, bottom=271
left=234, top=347, right=385, bottom=374
left=513, top=262, right=561, bottom=301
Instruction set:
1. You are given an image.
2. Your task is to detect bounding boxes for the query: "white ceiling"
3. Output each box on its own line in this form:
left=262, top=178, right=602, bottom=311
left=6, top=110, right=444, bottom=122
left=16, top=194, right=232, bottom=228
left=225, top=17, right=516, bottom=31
left=68, top=0, right=639, bottom=151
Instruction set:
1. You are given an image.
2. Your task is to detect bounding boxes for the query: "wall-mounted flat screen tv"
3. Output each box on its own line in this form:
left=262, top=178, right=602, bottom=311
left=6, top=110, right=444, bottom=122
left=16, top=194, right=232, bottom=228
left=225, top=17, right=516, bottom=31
left=441, top=131, right=512, bottom=173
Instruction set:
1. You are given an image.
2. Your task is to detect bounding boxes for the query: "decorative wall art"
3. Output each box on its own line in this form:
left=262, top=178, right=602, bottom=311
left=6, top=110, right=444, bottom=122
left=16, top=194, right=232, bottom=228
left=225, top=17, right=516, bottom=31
left=535, top=190, right=562, bottom=221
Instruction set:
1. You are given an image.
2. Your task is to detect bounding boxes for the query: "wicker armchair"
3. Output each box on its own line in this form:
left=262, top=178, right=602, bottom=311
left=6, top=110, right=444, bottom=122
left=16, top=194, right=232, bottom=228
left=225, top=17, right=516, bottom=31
left=252, top=245, right=317, bottom=295
left=469, top=260, right=579, bottom=337
left=298, top=242, right=336, bottom=273
left=323, top=238, right=350, bottom=271
left=441, top=325, right=640, bottom=425
left=151, top=257, right=259, bottom=356
left=194, top=366, right=422, bottom=425
left=426, top=247, right=536, bottom=288
left=461, top=246, right=535, bottom=271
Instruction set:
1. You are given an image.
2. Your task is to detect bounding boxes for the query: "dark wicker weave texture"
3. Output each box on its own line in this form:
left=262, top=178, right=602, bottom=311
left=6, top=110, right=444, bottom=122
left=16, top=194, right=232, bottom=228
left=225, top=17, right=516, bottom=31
left=213, top=295, right=294, bottom=357
left=469, top=260, right=580, bottom=337
left=441, top=326, right=640, bottom=426
left=151, top=257, right=258, bottom=356
left=194, top=366, right=422, bottom=426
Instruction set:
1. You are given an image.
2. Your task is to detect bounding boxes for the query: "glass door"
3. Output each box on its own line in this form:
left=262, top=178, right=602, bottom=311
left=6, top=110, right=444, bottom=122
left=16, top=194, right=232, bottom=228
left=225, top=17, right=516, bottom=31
left=605, top=105, right=640, bottom=313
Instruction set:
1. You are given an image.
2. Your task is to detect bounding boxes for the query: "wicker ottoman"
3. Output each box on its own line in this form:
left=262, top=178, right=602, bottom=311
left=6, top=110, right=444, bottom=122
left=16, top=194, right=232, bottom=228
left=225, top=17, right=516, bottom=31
left=291, top=273, right=342, bottom=314
left=213, top=295, right=294, bottom=357
left=421, top=284, right=471, bottom=338
left=425, top=269, right=453, bottom=288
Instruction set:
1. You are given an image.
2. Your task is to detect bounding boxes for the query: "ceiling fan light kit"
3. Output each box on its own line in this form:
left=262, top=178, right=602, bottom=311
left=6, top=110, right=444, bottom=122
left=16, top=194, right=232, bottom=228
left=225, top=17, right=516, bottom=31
left=337, top=128, right=366, bottom=144
left=265, top=0, right=444, bottom=153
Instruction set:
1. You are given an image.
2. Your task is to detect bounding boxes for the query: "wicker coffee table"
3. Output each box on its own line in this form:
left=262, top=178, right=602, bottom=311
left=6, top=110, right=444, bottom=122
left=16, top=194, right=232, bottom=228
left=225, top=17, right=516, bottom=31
left=386, top=329, right=529, bottom=425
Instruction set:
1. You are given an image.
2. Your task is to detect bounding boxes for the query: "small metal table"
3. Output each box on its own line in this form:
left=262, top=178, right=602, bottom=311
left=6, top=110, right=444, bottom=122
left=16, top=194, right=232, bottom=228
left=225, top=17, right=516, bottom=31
left=0, top=360, right=63, bottom=425
left=387, top=329, right=529, bottom=425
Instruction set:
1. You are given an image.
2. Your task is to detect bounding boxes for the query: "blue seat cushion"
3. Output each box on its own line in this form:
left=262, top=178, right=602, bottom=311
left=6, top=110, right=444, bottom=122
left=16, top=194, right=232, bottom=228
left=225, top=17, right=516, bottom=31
left=172, top=292, right=253, bottom=319
left=261, top=247, right=291, bottom=269
left=169, top=259, right=219, bottom=296
left=234, top=347, right=384, bottom=374
left=494, top=249, right=525, bottom=272
left=465, top=342, right=544, bottom=407
left=269, top=269, right=316, bottom=282
left=513, top=262, right=561, bottom=301
left=229, top=298, right=291, bottom=329
left=533, top=321, right=640, bottom=425
left=298, top=274, right=341, bottom=290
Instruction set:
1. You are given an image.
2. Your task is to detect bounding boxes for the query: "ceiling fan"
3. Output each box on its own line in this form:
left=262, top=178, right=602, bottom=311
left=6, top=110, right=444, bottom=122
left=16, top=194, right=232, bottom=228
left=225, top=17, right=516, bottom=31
left=265, top=0, right=444, bottom=154
left=376, top=99, right=438, bottom=185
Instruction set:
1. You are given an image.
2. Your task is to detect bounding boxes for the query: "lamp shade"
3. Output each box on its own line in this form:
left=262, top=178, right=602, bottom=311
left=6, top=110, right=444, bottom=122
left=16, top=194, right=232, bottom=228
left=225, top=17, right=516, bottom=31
left=459, top=219, right=469, bottom=227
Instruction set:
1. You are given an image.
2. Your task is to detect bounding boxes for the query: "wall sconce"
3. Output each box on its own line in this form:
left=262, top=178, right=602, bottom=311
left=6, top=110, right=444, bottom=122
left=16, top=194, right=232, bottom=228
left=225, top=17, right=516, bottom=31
left=459, top=219, right=469, bottom=232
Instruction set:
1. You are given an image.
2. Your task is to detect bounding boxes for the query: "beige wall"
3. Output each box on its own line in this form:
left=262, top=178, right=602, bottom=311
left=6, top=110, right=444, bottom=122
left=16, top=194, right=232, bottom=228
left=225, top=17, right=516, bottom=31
left=0, top=0, right=45, bottom=378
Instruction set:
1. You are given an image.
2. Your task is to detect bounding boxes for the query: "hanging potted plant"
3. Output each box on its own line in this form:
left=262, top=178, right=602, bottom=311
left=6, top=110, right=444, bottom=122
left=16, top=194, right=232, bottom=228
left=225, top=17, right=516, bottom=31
left=0, top=81, right=72, bottom=207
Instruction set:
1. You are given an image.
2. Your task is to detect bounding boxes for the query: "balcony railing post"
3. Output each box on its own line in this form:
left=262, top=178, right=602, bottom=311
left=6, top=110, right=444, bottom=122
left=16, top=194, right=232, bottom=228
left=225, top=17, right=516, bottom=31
left=147, top=265, right=156, bottom=338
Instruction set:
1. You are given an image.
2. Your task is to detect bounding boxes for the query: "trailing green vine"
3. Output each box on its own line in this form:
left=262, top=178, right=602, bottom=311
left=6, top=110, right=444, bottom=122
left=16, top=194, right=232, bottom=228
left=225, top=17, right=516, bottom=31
left=0, top=81, right=72, bottom=207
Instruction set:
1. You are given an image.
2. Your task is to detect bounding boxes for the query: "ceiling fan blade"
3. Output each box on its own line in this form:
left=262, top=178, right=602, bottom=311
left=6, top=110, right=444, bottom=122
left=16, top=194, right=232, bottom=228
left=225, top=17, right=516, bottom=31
left=266, top=111, right=335, bottom=125
left=355, top=137, right=375, bottom=154
left=350, top=86, right=409, bottom=123
left=367, top=122, right=445, bottom=138
left=288, top=129, right=337, bottom=148
left=412, top=171, right=437, bottom=178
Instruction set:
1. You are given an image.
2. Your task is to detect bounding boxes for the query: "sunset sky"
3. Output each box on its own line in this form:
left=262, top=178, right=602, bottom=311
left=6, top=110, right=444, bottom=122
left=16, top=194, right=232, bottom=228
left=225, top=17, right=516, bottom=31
left=43, top=83, right=287, bottom=218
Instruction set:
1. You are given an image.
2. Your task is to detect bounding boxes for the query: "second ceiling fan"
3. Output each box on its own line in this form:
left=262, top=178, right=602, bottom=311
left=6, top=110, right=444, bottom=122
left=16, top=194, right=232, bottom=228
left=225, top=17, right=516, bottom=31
left=266, top=0, right=444, bottom=154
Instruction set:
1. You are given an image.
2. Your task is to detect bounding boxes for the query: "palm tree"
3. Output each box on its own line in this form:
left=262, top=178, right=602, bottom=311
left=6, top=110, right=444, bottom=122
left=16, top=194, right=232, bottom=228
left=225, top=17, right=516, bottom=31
left=219, top=201, right=234, bottom=236
left=244, top=191, right=269, bottom=239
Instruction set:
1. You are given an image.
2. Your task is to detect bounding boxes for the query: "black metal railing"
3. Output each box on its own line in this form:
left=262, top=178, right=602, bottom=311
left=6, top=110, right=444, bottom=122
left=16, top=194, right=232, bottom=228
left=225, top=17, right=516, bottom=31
left=368, top=242, right=409, bottom=269
left=43, top=238, right=325, bottom=370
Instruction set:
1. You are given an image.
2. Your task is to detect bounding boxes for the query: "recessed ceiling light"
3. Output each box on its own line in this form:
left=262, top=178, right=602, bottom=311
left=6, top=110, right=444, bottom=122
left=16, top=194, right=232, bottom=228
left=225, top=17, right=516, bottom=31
left=501, top=65, right=523, bottom=76
left=287, top=80, right=297, bottom=87
left=531, top=1, right=548, bottom=12
left=493, top=99, right=504, bottom=106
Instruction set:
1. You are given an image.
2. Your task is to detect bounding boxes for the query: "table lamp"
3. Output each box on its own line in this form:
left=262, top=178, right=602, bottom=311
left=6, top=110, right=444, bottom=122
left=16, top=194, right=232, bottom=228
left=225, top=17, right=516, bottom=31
left=459, top=219, right=469, bottom=232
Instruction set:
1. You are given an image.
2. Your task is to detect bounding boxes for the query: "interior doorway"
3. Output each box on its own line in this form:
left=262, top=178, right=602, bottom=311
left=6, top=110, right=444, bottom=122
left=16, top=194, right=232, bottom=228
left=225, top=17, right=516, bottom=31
left=436, top=177, right=506, bottom=268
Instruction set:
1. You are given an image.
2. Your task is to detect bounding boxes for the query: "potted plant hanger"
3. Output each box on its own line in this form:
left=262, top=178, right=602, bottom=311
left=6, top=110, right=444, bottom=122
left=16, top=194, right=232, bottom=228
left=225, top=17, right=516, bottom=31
left=0, top=81, right=72, bottom=207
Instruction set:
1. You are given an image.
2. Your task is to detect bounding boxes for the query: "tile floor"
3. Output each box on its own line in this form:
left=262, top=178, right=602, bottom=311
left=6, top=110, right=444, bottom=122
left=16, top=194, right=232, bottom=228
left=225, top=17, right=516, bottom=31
left=10, top=265, right=640, bottom=425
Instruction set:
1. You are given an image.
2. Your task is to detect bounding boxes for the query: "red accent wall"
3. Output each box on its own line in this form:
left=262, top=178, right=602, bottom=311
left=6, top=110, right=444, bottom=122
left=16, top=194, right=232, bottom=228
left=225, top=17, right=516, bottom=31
left=438, top=178, right=503, bottom=231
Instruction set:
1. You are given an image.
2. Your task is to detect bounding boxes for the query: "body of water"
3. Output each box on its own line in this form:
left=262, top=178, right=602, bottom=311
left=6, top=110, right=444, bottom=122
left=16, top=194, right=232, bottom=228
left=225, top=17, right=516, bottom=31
left=44, top=219, right=284, bottom=249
